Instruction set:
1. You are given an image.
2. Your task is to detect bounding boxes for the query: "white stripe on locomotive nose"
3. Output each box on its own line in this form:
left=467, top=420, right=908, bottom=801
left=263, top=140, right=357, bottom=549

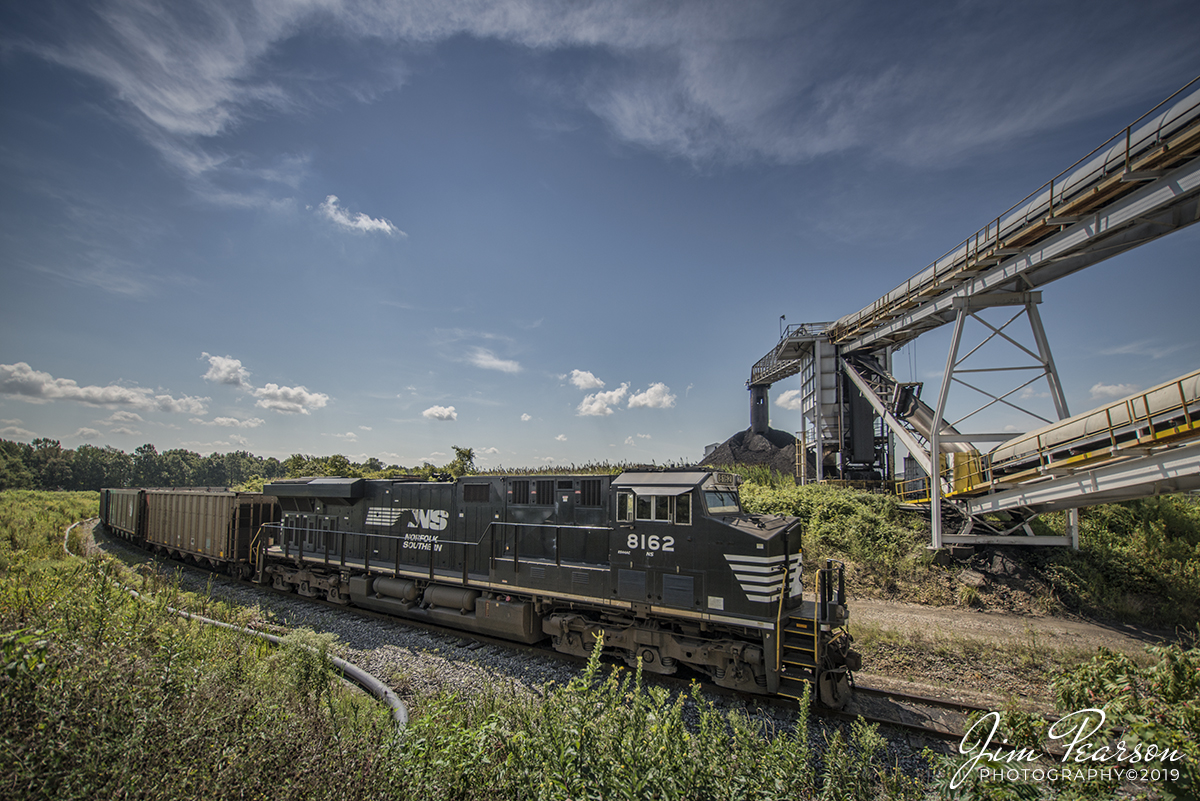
left=725, top=553, right=803, bottom=603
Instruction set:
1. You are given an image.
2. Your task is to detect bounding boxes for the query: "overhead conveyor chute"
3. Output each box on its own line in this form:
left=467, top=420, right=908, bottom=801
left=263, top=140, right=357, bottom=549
left=839, top=356, right=973, bottom=483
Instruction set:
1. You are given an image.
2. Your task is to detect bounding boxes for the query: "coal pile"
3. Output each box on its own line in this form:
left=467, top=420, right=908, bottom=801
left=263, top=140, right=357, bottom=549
left=701, top=427, right=813, bottom=479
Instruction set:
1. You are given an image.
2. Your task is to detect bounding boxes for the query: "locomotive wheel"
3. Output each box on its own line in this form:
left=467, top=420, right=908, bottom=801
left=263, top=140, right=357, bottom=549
left=818, top=669, right=850, bottom=710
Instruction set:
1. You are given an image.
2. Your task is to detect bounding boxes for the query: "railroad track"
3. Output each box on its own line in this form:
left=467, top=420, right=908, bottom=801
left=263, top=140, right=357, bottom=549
left=841, top=685, right=991, bottom=741
left=86, top=520, right=1041, bottom=748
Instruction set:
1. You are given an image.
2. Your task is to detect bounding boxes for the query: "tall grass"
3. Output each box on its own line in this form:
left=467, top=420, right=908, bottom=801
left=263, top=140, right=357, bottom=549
left=2, top=490, right=928, bottom=800
left=388, top=646, right=923, bottom=800
left=0, top=490, right=97, bottom=570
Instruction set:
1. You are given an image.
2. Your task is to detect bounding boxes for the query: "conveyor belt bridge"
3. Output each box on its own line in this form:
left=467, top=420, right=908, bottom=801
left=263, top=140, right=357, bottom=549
left=749, top=77, right=1200, bottom=549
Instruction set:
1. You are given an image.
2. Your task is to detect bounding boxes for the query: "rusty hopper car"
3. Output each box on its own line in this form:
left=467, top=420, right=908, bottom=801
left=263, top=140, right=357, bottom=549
left=101, top=487, right=279, bottom=576
left=261, top=469, right=859, bottom=707
left=101, top=487, right=146, bottom=540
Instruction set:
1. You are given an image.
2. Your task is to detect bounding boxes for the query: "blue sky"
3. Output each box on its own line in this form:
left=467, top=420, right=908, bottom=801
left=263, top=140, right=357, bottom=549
left=2, top=0, right=1198, bottom=470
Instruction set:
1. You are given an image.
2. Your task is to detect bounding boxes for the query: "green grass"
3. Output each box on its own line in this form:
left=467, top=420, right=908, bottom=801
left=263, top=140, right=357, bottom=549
left=6, top=487, right=1196, bottom=799
left=2, top=490, right=930, bottom=800
left=730, top=472, right=1200, bottom=631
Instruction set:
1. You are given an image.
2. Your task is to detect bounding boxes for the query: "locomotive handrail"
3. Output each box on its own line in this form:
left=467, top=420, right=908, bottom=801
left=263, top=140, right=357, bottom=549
left=264, top=519, right=616, bottom=583
left=890, top=369, right=1200, bottom=504
left=264, top=519, right=609, bottom=548
left=816, top=560, right=847, bottom=629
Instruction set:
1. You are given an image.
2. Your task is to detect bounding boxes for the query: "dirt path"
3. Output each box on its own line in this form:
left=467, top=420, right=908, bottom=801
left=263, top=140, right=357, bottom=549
left=848, top=598, right=1176, bottom=711
left=853, top=597, right=1171, bottom=653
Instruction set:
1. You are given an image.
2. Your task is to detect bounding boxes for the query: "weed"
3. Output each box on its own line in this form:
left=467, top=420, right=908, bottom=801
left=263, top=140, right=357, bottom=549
left=956, top=584, right=982, bottom=608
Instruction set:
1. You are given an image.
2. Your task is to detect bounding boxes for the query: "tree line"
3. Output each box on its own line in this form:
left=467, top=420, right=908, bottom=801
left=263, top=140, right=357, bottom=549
left=0, top=439, right=479, bottom=492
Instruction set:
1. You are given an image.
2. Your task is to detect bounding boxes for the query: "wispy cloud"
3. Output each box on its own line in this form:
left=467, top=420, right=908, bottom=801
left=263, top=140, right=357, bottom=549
left=189, top=416, right=265, bottom=429
left=468, top=348, right=522, bottom=374
left=22, top=0, right=1193, bottom=203
left=317, top=195, right=405, bottom=236
left=34, top=254, right=164, bottom=299
left=1099, top=339, right=1187, bottom=360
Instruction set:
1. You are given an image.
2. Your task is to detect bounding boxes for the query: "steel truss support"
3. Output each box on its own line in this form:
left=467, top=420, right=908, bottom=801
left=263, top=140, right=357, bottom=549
left=930, top=291, right=1073, bottom=549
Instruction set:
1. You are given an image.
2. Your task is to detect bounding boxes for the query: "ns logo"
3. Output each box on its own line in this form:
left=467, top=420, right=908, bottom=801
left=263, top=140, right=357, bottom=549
left=405, top=509, right=449, bottom=531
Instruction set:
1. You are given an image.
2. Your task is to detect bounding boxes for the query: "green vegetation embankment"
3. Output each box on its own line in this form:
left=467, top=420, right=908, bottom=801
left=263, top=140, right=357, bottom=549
left=734, top=468, right=1200, bottom=633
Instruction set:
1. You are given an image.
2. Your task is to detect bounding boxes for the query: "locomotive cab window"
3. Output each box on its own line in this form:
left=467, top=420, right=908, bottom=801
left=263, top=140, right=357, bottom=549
left=617, top=492, right=633, bottom=521
left=704, top=490, right=740, bottom=515
left=630, top=492, right=691, bottom=524
left=676, top=492, right=691, bottom=525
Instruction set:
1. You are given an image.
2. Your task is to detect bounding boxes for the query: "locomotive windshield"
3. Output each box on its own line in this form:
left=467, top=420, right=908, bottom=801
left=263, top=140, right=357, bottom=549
left=704, top=490, right=740, bottom=514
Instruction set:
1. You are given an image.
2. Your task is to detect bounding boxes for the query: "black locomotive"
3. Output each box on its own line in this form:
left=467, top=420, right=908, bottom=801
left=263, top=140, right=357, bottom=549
left=101, top=468, right=859, bottom=707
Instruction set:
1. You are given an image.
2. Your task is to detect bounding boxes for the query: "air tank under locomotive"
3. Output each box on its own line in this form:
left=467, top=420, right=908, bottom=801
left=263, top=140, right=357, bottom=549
left=261, top=469, right=858, bottom=707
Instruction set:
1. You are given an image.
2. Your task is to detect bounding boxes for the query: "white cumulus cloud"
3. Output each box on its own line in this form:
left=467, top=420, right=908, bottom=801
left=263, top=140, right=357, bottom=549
left=202, top=353, right=250, bottom=387
left=202, top=353, right=331, bottom=416
left=102, top=411, right=144, bottom=425
left=555, top=434, right=567, bottom=441
left=628, top=382, right=676, bottom=409
left=423, top=405, right=457, bottom=421
left=775, top=389, right=805, bottom=410
left=1, top=423, right=37, bottom=439
left=318, top=195, right=404, bottom=236
left=577, top=383, right=629, bottom=417
left=521, top=413, right=532, bottom=422
left=253, top=383, right=330, bottom=415
left=0, top=361, right=208, bottom=414
left=569, top=369, right=605, bottom=390
left=1090, top=382, right=1138, bottom=400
